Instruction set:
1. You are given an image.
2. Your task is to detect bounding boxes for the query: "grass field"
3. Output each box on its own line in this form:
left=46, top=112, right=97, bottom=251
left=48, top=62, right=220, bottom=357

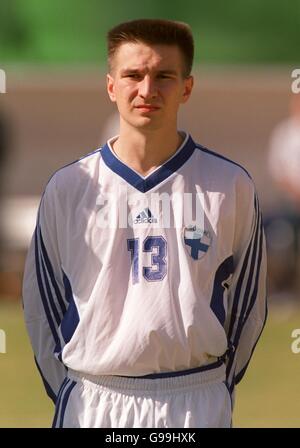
left=0, top=299, right=300, bottom=428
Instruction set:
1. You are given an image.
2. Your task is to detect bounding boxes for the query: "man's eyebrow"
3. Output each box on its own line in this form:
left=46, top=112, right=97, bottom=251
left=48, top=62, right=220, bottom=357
left=121, top=68, right=141, bottom=73
left=120, top=67, right=150, bottom=74
left=120, top=68, right=178, bottom=75
left=157, top=69, right=178, bottom=75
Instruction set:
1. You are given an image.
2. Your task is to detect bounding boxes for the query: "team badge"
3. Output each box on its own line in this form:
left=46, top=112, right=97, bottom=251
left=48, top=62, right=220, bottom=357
left=183, top=225, right=211, bottom=260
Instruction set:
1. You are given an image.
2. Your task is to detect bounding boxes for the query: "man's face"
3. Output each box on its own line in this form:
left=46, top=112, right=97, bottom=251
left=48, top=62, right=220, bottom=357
left=107, top=42, right=193, bottom=131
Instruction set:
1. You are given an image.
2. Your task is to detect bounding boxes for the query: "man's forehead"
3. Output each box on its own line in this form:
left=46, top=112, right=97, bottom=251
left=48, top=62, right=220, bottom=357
left=114, top=42, right=182, bottom=71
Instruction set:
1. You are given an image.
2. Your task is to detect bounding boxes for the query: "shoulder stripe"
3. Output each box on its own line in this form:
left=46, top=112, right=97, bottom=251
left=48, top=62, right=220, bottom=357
left=196, top=144, right=252, bottom=179
left=40, top=147, right=102, bottom=197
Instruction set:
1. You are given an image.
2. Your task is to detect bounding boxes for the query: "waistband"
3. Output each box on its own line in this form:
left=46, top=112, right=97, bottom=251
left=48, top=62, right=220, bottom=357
left=67, top=361, right=226, bottom=393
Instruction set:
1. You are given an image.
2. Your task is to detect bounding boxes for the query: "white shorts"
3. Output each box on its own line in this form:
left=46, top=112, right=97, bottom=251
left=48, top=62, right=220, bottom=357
left=52, top=362, right=232, bottom=428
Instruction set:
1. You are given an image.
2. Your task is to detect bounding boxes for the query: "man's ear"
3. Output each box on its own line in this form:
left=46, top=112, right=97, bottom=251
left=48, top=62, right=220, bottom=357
left=107, top=74, right=116, bottom=102
left=181, top=75, right=194, bottom=104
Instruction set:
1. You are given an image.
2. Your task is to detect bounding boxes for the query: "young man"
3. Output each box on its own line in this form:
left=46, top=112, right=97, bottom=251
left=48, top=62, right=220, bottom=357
left=22, top=19, right=267, bottom=428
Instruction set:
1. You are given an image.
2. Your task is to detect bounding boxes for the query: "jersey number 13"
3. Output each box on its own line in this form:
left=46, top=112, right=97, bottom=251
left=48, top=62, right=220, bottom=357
left=127, top=236, right=167, bottom=284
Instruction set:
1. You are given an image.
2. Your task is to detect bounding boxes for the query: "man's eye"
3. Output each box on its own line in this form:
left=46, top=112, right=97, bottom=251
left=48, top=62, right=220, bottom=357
left=158, top=74, right=172, bottom=79
left=126, top=74, right=140, bottom=79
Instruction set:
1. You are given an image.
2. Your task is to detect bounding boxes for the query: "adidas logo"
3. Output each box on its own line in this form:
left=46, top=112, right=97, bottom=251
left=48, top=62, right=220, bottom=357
left=134, top=207, right=158, bottom=224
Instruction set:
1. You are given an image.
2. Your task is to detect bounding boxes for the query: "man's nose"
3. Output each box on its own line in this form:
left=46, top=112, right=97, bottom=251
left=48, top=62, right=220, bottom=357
left=138, top=75, right=157, bottom=99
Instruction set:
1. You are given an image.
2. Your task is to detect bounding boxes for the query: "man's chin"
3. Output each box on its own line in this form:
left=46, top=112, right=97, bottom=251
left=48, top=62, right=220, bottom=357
left=133, top=117, right=163, bottom=131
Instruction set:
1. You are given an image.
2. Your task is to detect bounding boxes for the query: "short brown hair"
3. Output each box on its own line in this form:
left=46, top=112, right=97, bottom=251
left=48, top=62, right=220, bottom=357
left=107, top=19, right=194, bottom=77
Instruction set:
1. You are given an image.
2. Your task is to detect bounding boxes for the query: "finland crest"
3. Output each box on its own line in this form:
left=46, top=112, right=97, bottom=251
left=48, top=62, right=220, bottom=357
left=183, top=225, right=211, bottom=260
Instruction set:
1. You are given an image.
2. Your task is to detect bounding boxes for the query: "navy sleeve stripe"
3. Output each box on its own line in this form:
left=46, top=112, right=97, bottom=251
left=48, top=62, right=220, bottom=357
left=227, top=196, right=259, bottom=343
left=34, top=229, right=60, bottom=346
left=210, top=255, right=234, bottom=326
left=226, top=195, right=263, bottom=383
left=40, top=250, right=62, bottom=326
left=226, top=207, right=260, bottom=379
left=38, top=226, right=67, bottom=315
left=244, top=219, right=264, bottom=323
left=228, top=219, right=265, bottom=390
left=231, top=199, right=261, bottom=345
left=60, top=270, right=80, bottom=344
left=233, top=300, right=268, bottom=388
left=36, top=227, right=63, bottom=350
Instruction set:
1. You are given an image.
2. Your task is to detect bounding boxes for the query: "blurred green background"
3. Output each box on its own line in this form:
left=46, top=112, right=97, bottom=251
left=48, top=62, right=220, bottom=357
left=1, top=0, right=300, bottom=65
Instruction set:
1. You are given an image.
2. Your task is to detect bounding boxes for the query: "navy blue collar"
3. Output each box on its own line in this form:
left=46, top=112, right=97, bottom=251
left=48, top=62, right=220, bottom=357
left=101, top=134, right=196, bottom=193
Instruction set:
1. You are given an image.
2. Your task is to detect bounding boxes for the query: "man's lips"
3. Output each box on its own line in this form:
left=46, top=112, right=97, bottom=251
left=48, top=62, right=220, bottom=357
left=135, top=105, right=161, bottom=111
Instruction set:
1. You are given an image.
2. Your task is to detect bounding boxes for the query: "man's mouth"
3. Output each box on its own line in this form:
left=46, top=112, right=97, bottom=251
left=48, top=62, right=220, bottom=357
left=135, top=105, right=161, bottom=111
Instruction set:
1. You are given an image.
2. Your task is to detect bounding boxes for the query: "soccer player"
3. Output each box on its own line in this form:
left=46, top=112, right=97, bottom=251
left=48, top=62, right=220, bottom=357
left=22, top=19, right=267, bottom=428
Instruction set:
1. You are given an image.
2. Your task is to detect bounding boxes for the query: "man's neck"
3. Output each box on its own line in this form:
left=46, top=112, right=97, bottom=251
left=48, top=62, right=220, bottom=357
left=111, top=127, right=184, bottom=176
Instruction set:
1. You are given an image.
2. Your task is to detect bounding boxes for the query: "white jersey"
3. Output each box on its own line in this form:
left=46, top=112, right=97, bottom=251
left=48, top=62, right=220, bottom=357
left=22, top=133, right=267, bottom=404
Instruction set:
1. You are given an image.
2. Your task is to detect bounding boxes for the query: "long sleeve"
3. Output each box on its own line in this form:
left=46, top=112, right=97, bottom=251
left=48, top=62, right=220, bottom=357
left=225, top=177, right=267, bottom=396
left=22, top=178, right=68, bottom=403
